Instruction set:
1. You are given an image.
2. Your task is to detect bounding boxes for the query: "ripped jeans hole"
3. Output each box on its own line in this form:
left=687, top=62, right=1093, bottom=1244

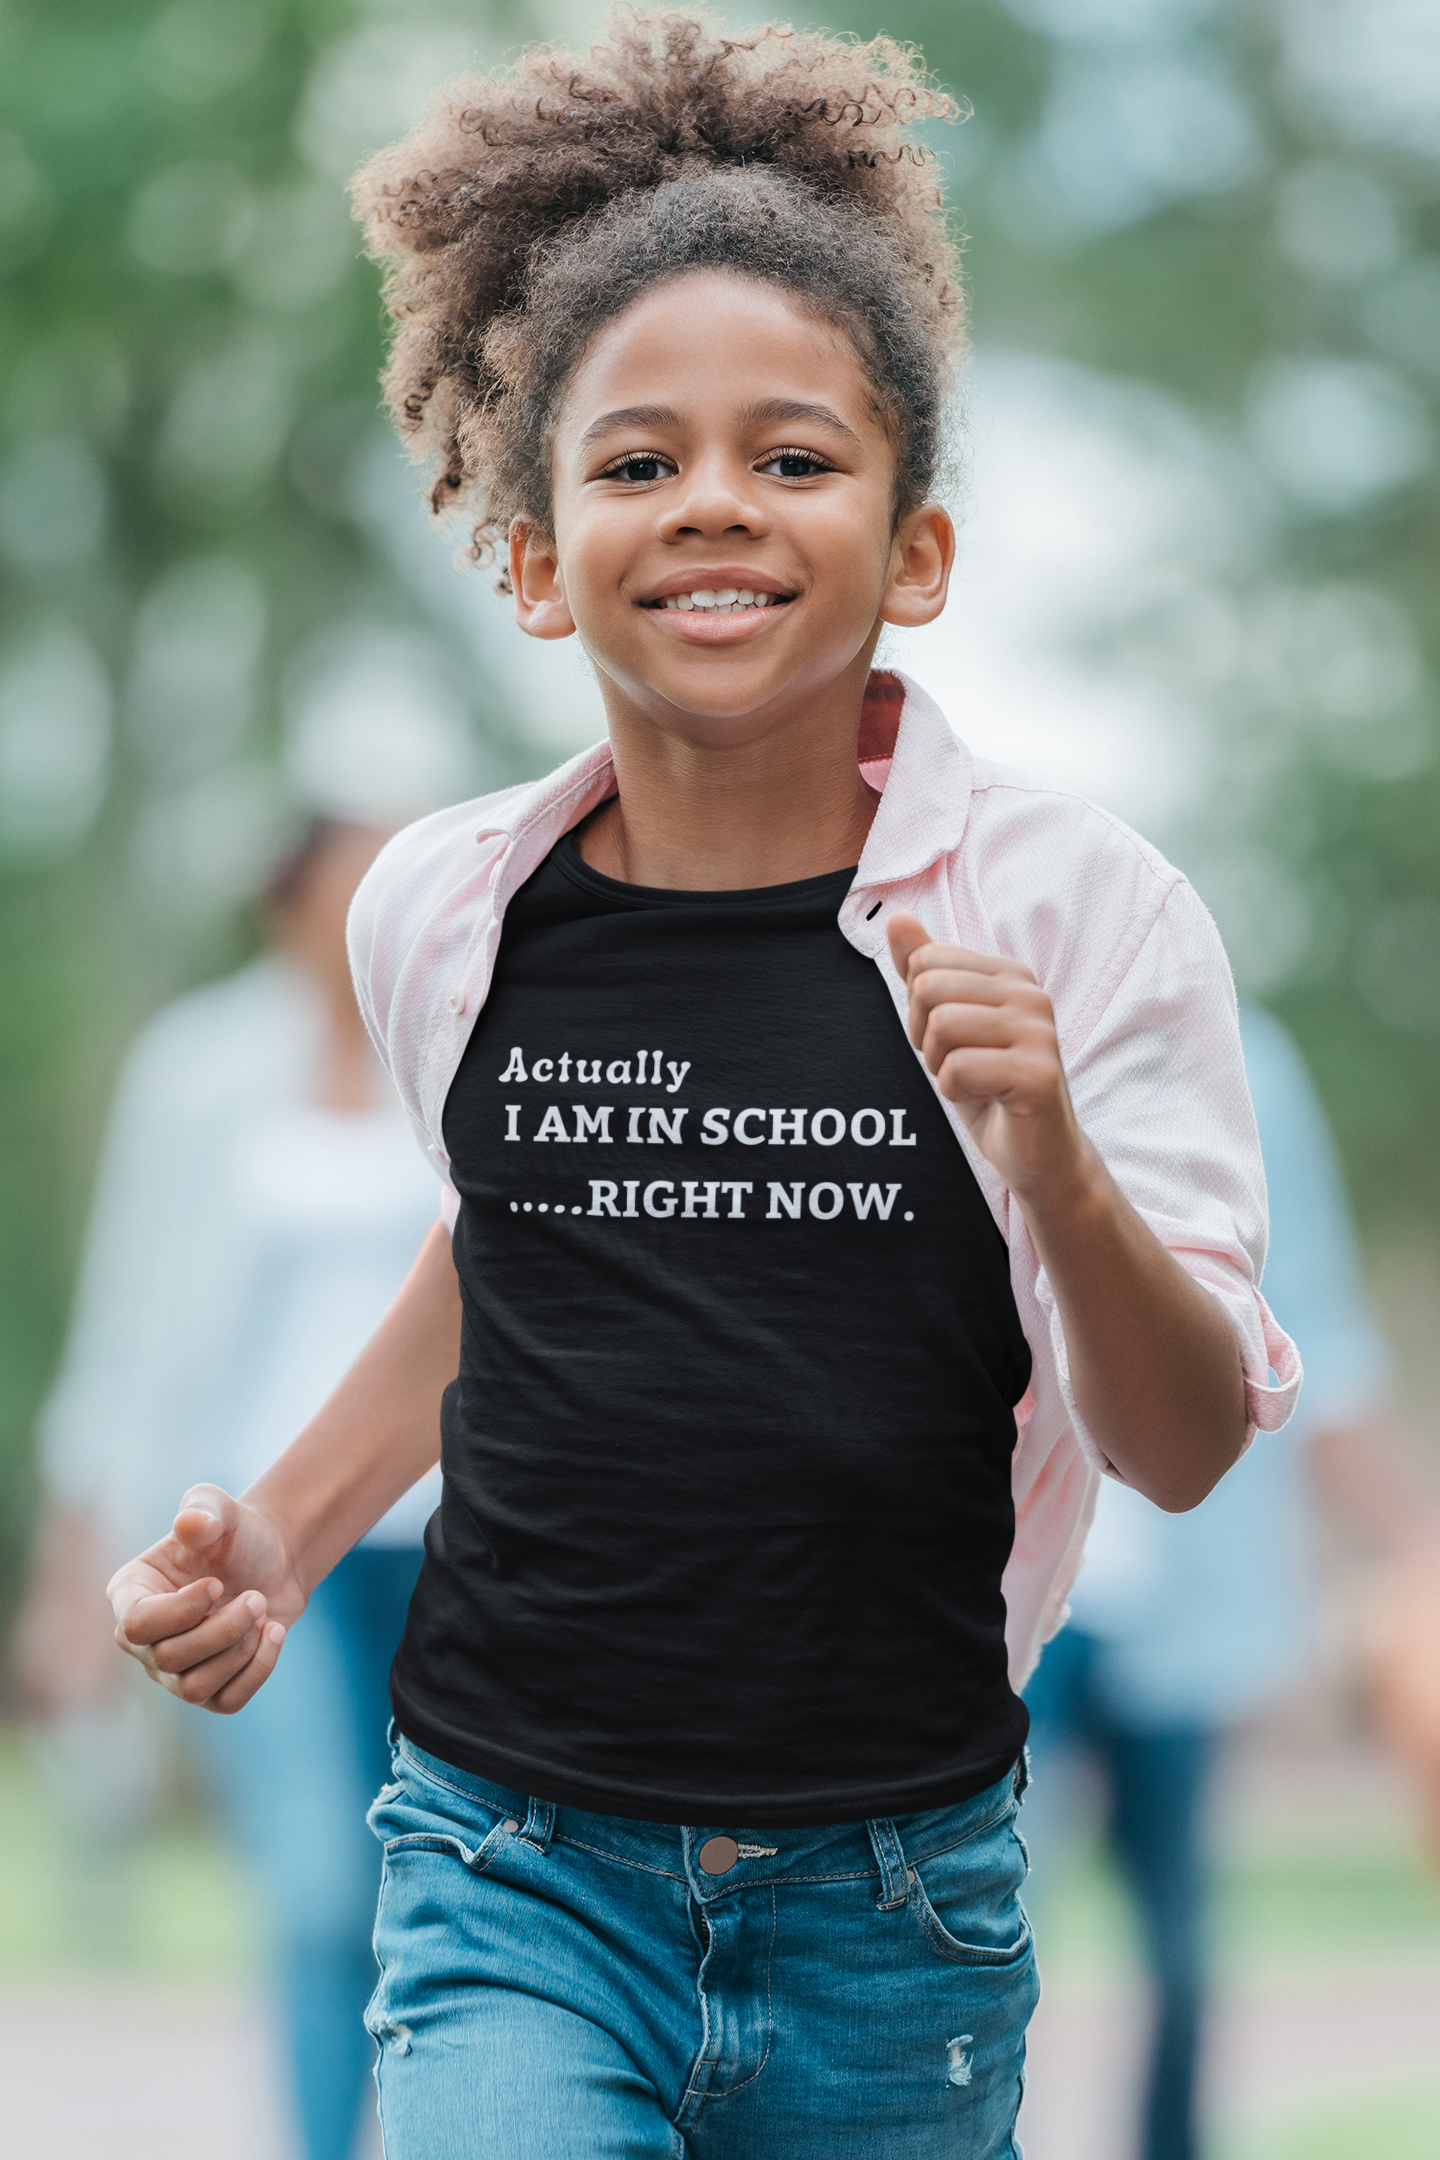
left=945, top=2035, right=974, bottom=2088
left=373, top=2019, right=413, bottom=2056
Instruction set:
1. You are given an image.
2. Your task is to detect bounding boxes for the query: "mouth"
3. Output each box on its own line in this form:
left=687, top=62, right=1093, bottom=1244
left=644, top=587, right=794, bottom=616
left=639, top=575, right=796, bottom=616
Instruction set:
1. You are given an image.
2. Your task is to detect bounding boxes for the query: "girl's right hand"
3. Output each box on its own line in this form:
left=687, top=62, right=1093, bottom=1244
left=107, top=1485, right=304, bottom=1714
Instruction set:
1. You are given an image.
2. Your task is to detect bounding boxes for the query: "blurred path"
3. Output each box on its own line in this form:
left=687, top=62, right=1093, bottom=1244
left=0, top=1987, right=288, bottom=2158
left=0, top=1988, right=381, bottom=2160
left=1020, top=1962, right=1440, bottom=2158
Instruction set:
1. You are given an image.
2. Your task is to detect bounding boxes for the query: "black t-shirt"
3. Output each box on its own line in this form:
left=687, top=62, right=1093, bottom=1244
left=390, top=836, right=1033, bottom=1825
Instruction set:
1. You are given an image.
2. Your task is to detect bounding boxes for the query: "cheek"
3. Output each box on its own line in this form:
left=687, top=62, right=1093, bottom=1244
left=549, top=499, right=634, bottom=603
left=810, top=498, right=897, bottom=603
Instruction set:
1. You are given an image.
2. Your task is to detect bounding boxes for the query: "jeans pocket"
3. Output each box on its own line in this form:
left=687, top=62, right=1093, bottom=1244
left=381, top=1829, right=500, bottom=1870
left=368, top=1754, right=518, bottom=1873
left=907, top=1811, right=1034, bottom=1969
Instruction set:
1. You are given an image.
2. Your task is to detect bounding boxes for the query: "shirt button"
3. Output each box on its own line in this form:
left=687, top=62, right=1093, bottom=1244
left=447, top=987, right=466, bottom=1015
left=698, top=1836, right=739, bottom=1875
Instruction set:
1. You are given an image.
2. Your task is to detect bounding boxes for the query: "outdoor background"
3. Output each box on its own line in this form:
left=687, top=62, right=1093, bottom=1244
left=1, top=1, right=1438, bottom=2155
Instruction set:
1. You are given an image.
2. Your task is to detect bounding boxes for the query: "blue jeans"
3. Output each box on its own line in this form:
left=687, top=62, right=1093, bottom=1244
left=366, top=1736, right=1038, bottom=2157
left=1024, top=1628, right=1215, bottom=2160
left=195, top=1546, right=423, bottom=2160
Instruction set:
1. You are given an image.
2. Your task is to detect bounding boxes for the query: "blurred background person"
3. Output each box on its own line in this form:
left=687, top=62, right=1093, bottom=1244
left=1021, top=1001, right=1440, bottom=2160
left=12, top=815, right=442, bottom=2160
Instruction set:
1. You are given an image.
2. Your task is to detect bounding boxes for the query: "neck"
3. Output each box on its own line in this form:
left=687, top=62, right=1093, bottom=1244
left=576, top=657, right=881, bottom=891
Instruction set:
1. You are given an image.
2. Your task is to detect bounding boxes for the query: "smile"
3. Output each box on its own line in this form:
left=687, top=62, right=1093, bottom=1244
left=645, top=588, right=792, bottom=613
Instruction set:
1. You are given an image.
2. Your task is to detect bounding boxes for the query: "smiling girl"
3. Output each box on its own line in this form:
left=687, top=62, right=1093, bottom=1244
left=106, top=13, right=1299, bottom=2156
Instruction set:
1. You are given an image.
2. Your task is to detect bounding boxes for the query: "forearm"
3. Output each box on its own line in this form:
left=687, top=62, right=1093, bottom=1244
left=887, top=913, right=1251, bottom=1509
left=245, top=1220, right=460, bottom=1593
left=1018, top=1138, right=1247, bottom=1511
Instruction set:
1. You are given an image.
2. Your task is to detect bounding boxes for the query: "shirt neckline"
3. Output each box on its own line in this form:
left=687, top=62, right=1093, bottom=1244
left=553, top=831, right=858, bottom=911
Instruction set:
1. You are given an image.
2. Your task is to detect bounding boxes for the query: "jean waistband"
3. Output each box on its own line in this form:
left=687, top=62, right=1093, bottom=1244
left=390, top=1728, right=1023, bottom=1888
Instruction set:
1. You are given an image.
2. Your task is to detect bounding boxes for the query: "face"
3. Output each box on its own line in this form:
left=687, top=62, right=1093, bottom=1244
left=510, top=271, right=953, bottom=743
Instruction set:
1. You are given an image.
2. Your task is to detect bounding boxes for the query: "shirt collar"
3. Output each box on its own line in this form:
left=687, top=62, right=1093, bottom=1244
left=854, top=670, right=973, bottom=889
left=479, top=668, right=972, bottom=905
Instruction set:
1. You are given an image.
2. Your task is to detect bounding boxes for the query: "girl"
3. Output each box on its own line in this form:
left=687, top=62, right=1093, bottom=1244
left=107, top=14, right=1300, bottom=2155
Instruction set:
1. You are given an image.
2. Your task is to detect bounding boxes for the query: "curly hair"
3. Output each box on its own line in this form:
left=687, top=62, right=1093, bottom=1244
left=351, top=8, right=966, bottom=585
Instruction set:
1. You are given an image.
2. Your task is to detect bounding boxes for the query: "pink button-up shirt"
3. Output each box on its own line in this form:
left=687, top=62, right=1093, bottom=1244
left=348, top=670, right=1302, bottom=1685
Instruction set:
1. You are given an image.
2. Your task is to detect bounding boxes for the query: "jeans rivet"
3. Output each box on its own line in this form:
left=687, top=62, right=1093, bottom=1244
left=502, top=1819, right=519, bottom=1833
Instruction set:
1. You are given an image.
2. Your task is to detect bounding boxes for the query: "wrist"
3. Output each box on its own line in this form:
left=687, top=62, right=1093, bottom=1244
left=237, top=1476, right=316, bottom=1601
left=1010, top=1130, right=1111, bottom=1249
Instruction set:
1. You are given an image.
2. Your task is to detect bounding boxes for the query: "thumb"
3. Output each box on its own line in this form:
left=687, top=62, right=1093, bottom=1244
left=886, top=911, right=934, bottom=986
left=172, top=1484, right=240, bottom=1557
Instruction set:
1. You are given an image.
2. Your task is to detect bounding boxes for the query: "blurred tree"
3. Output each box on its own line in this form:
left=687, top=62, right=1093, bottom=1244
left=0, top=0, right=541, bottom=1619
left=1, top=0, right=1437, bottom=1620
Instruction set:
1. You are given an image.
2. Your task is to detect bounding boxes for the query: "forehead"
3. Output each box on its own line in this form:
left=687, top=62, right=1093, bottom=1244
left=556, top=270, right=882, bottom=437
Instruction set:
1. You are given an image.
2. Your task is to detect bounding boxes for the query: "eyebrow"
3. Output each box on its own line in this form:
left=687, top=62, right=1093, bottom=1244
left=578, top=405, right=684, bottom=446
left=577, top=397, right=863, bottom=448
left=737, top=398, right=862, bottom=445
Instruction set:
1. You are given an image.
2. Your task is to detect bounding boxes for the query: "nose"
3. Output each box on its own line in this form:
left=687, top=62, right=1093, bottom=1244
left=656, top=451, right=768, bottom=544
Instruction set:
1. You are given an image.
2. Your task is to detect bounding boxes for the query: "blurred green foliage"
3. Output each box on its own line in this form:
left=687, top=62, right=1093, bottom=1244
left=1, top=0, right=1437, bottom=1613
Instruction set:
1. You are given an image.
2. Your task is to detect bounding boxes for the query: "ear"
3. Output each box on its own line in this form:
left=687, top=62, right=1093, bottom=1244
left=510, top=520, right=577, bottom=641
left=878, top=503, right=955, bottom=630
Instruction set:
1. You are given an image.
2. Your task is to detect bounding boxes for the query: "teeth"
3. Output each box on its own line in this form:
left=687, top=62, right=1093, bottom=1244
left=660, top=589, right=779, bottom=612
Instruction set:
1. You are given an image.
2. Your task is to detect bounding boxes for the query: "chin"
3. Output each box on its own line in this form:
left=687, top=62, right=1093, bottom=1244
left=601, top=654, right=792, bottom=731
left=660, top=680, right=804, bottom=736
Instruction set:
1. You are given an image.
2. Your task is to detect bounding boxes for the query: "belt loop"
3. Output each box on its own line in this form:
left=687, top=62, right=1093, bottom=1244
left=1015, top=1748, right=1031, bottom=1800
left=866, top=1817, right=910, bottom=1910
left=520, top=1796, right=555, bottom=1853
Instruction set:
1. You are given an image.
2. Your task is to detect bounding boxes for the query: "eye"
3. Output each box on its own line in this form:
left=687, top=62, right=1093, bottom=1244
left=756, top=446, right=835, bottom=480
left=596, top=451, right=676, bottom=485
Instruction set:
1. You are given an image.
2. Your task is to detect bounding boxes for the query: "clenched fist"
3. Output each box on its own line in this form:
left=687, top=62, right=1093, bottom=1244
left=108, top=1484, right=301, bottom=1715
left=887, top=912, right=1087, bottom=1206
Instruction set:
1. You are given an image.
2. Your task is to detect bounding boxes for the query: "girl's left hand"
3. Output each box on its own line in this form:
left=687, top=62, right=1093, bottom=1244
left=887, top=912, right=1087, bottom=1207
